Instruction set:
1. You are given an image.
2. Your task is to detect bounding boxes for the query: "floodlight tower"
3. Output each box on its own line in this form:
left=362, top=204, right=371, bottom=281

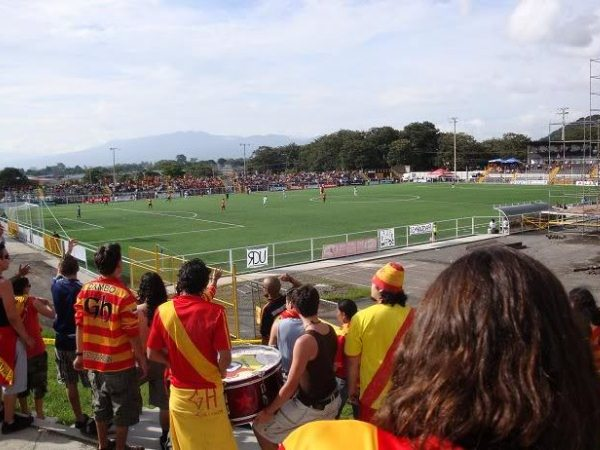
left=240, top=143, right=251, bottom=179
left=109, top=147, right=118, bottom=187
left=450, top=117, right=458, bottom=182
left=557, top=107, right=569, bottom=159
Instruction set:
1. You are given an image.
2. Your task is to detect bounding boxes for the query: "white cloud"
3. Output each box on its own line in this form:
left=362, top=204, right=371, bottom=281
left=508, top=0, right=561, bottom=43
left=0, top=0, right=599, bottom=160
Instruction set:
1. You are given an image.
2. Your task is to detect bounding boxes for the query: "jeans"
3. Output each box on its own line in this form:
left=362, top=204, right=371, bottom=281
left=336, top=377, right=359, bottom=419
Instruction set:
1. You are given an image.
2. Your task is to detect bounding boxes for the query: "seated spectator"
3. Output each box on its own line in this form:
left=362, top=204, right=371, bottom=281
left=269, top=288, right=303, bottom=376
left=254, top=284, right=340, bottom=449
left=281, top=246, right=600, bottom=450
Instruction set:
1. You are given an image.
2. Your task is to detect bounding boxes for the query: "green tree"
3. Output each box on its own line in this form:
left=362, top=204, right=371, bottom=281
left=365, top=126, right=402, bottom=168
left=248, top=146, right=286, bottom=173
left=437, top=132, right=482, bottom=170
left=385, top=138, right=411, bottom=167
left=501, top=132, right=531, bottom=160
left=155, top=160, right=184, bottom=178
left=175, top=154, right=187, bottom=165
left=85, top=167, right=105, bottom=184
left=280, top=144, right=302, bottom=171
left=186, top=162, right=213, bottom=178
left=402, top=122, right=440, bottom=170
left=0, top=167, right=29, bottom=189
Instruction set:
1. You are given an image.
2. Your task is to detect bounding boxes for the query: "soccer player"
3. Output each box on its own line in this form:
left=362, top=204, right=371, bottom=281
left=220, top=198, right=226, bottom=212
left=148, top=198, right=153, bottom=209
left=76, top=205, right=81, bottom=219
left=353, top=187, right=358, bottom=197
left=263, top=196, right=268, bottom=207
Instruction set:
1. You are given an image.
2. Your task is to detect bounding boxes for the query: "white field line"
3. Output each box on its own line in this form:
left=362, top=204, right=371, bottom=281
left=60, top=218, right=105, bottom=229
left=308, top=195, right=420, bottom=203
left=113, top=207, right=244, bottom=228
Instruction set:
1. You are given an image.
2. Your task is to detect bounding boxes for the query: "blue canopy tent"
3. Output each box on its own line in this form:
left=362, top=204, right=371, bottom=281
left=488, top=158, right=522, bottom=164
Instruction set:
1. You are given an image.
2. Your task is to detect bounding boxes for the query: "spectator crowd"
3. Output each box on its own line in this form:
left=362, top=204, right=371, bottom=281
left=0, top=220, right=599, bottom=450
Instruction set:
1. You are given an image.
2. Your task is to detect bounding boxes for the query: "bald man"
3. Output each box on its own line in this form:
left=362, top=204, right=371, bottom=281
left=259, top=274, right=300, bottom=344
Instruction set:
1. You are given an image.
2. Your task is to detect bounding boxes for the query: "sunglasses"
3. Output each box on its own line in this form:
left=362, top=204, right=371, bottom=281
left=1, top=254, right=9, bottom=260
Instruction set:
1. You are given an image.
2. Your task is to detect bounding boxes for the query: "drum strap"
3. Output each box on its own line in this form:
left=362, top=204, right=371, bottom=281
left=158, top=302, right=222, bottom=386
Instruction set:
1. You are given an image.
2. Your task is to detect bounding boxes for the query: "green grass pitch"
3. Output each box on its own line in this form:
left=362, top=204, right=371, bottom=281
left=21, top=183, right=583, bottom=269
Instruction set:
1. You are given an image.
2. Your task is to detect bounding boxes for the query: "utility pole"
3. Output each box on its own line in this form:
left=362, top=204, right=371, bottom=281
left=109, top=147, right=118, bottom=187
left=240, top=143, right=251, bottom=179
left=450, top=117, right=458, bottom=183
left=557, top=107, right=569, bottom=160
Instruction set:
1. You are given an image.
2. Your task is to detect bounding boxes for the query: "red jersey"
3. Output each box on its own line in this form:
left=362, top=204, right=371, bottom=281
left=15, top=295, right=46, bottom=358
left=147, top=290, right=230, bottom=390
left=74, top=276, right=139, bottom=372
left=334, top=324, right=349, bottom=379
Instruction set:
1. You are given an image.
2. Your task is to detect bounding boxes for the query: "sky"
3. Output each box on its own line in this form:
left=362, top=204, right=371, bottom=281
left=1, top=0, right=599, bottom=161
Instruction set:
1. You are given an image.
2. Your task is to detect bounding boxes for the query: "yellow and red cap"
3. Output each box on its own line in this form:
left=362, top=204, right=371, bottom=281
left=372, top=262, right=404, bottom=293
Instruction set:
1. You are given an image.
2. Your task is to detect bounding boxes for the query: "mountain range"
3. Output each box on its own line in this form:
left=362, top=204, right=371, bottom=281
left=2, top=131, right=313, bottom=170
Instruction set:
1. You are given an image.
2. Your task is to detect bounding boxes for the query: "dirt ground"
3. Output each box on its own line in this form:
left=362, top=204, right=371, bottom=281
left=282, top=232, right=600, bottom=309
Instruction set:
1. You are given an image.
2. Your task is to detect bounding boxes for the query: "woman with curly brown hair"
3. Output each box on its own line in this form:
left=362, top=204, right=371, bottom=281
left=136, top=272, right=169, bottom=449
left=280, top=246, right=600, bottom=450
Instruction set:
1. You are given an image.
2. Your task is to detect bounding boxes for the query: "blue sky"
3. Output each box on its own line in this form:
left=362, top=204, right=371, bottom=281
left=0, top=0, right=599, bottom=159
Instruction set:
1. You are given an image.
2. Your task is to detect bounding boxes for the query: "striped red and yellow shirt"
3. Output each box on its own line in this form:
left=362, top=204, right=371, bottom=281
left=74, top=276, right=139, bottom=372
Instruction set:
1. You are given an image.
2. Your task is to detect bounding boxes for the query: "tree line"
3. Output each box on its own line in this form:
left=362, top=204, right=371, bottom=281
left=1, top=121, right=537, bottom=189
left=248, top=123, right=531, bottom=173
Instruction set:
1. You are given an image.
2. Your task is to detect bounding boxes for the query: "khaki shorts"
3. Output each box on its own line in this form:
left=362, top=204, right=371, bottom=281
left=89, top=367, right=142, bottom=427
left=253, top=394, right=341, bottom=444
left=55, top=349, right=91, bottom=387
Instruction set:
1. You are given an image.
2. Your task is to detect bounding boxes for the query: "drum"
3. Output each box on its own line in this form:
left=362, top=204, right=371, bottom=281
left=223, top=345, right=283, bottom=426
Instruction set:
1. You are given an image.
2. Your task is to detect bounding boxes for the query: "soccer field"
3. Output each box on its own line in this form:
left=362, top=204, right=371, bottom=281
left=28, top=183, right=583, bottom=266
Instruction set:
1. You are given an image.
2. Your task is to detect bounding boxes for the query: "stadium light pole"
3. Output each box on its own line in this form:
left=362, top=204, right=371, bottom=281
left=240, top=143, right=251, bottom=179
left=557, top=107, right=569, bottom=160
left=109, top=147, right=118, bottom=187
left=450, top=117, right=458, bottom=182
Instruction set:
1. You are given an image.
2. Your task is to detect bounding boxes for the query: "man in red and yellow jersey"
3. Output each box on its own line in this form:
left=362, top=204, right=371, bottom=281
left=74, top=243, right=146, bottom=450
left=147, top=259, right=236, bottom=450
left=345, top=262, right=414, bottom=423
